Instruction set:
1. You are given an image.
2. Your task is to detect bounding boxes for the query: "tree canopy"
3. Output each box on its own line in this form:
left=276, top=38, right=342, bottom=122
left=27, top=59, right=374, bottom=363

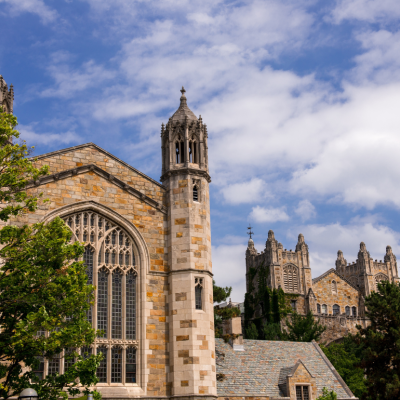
left=0, top=108, right=102, bottom=400
left=282, top=311, right=326, bottom=342
left=355, top=280, right=400, bottom=400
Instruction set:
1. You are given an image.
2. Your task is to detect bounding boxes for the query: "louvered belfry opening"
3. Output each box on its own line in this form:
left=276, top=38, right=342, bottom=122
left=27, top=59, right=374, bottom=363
left=283, top=264, right=299, bottom=292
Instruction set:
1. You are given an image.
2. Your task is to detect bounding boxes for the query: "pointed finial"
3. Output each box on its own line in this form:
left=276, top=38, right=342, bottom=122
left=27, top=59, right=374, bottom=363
left=180, top=86, right=186, bottom=96
left=247, top=225, right=254, bottom=240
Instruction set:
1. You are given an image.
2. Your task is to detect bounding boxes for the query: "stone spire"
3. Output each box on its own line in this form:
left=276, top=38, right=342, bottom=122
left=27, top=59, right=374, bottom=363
left=0, top=75, right=14, bottom=114
left=170, top=86, right=198, bottom=122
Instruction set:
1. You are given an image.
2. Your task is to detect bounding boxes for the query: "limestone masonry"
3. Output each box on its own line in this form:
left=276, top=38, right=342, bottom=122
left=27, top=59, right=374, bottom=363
left=246, top=230, right=400, bottom=343
left=2, top=78, right=358, bottom=400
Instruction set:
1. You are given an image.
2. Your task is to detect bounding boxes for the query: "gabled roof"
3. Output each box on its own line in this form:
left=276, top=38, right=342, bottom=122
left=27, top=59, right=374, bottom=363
left=26, top=163, right=167, bottom=214
left=30, top=142, right=164, bottom=189
left=312, top=268, right=359, bottom=291
left=215, top=339, right=355, bottom=399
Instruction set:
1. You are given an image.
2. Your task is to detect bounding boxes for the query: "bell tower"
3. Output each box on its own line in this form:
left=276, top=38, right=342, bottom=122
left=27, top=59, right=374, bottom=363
left=161, top=88, right=216, bottom=399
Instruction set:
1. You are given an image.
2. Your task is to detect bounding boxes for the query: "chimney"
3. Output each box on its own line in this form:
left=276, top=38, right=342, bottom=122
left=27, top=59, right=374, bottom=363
left=222, top=316, right=244, bottom=351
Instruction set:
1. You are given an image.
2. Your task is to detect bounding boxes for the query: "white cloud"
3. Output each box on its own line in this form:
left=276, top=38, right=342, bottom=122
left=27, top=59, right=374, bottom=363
left=212, top=243, right=247, bottom=303
left=249, top=205, right=289, bottom=223
left=0, top=0, right=57, bottom=23
left=295, top=199, right=316, bottom=221
left=18, top=125, right=80, bottom=146
left=294, top=219, right=400, bottom=278
left=41, top=56, right=115, bottom=99
left=221, top=178, right=267, bottom=204
left=330, top=0, right=400, bottom=23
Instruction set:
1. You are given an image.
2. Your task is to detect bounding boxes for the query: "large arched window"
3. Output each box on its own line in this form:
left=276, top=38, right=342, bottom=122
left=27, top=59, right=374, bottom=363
left=283, top=264, right=299, bottom=292
left=61, top=211, right=138, bottom=385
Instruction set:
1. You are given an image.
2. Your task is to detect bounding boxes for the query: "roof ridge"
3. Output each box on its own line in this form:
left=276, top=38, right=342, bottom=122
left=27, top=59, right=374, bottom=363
left=29, top=142, right=164, bottom=189
left=312, top=268, right=360, bottom=291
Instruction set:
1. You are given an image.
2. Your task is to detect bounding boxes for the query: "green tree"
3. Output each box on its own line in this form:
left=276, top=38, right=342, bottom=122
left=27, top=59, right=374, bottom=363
left=317, top=388, right=337, bottom=400
left=263, top=322, right=283, bottom=340
left=213, top=280, right=232, bottom=303
left=245, top=322, right=258, bottom=339
left=0, top=108, right=102, bottom=400
left=321, top=339, right=366, bottom=399
left=355, top=281, right=400, bottom=400
left=282, top=311, right=326, bottom=342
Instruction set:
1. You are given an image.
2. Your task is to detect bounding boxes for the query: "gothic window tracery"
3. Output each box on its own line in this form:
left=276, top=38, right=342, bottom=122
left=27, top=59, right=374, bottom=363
left=62, top=211, right=138, bottom=385
left=283, top=264, right=299, bottom=292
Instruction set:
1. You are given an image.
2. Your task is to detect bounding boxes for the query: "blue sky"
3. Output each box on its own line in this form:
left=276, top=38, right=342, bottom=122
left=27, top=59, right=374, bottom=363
left=1, top=0, right=400, bottom=301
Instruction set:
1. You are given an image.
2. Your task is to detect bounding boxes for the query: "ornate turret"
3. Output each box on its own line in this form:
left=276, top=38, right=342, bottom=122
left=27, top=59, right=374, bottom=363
left=162, top=88, right=215, bottom=398
left=160, top=87, right=209, bottom=181
left=335, top=250, right=347, bottom=272
left=0, top=75, right=14, bottom=114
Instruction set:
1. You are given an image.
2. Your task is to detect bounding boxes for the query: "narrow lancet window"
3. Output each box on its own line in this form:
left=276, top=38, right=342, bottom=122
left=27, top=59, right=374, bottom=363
left=97, top=346, right=107, bottom=383
left=193, top=185, right=199, bottom=202
left=111, top=347, right=122, bottom=383
left=112, top=270, right=122, bottom=339
left=126, top=347, right=137, bottom=383
left=126, top=271, right=136, bottom=340
left=195, top=277, right=203, bottom=310
left=97, top=269, right=108, bottom=338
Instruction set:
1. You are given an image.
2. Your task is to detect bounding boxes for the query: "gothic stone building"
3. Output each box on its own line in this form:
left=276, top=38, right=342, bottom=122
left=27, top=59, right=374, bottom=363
left=3, top=77, right=357, bottom=400
left=246, top=230, right=400, bottom=343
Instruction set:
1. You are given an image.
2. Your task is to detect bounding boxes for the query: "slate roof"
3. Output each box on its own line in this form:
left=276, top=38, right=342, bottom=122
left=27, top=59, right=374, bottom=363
left=215, top=339, right=355, bottom=399
left=171, top=88, right=198, bottom=122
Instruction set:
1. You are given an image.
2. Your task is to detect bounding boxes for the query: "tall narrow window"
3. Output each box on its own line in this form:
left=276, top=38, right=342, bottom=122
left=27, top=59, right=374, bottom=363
left=98, top=269, right=108, bottom=338
left=352, top=306, right=357, bottom=317
left=322, top=304, right=327, bottom=314
left=195, top=277, right=203, bottom=310
left=81, top=346, right=92, bottom=360
left=283, top=264, right=299, bottom=292
left=83, top=246, right=93, bottom=324
left=290, top=300, right=297, bottom=312
left=64, top=348, right=75, bottom=372
left=48, top=354, right=60, bottom=376
left=126, top=271, right=136, bottom=340
left=180, top=141, right=185, bottom=163
left=176, top=142, right=180, bottom=163
left=345, top=306, right=350, bottom=316
left=333, top=304, right=340, bottom=315
left=193, top=185, right=198, bottom=202
left=193, top=141, right=197, bottom=163
left=32, top=357, right=44, bottom=381
left=332, top=280, right=337, bottom=294
left=112, top=270, right=122, bottom=339
left=189, top=142, right=193, bottom=163
left=317, top=304, right=321, bottom=314
left=111, top=347, right=122, bottom=383
left=296, top=386, right=309, bottom=400
left=97, top=346, right=107, bottom=383
left=126, top=347, right=136, bottom=383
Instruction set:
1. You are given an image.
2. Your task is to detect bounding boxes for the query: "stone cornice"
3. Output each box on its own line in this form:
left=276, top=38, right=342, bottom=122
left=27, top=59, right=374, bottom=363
left=30, top=142, right=165, bottom=190
left=160, top=167, right=211, bottom=183
left=26, top=163, right=167, bottom=215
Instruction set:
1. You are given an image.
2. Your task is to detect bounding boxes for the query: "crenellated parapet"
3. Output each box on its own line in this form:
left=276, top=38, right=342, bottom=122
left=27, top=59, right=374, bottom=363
left=0, top=75, right=14, bottom=114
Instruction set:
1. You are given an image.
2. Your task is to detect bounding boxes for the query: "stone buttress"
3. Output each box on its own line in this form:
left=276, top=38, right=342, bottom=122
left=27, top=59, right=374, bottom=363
left=161, top=88, right=216, bottom=399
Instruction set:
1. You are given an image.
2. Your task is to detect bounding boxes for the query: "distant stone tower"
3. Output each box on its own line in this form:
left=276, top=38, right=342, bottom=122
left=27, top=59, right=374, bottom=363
left=0, top=75, right=14, bottom=114
left=161, top=88, right=216, bottom=398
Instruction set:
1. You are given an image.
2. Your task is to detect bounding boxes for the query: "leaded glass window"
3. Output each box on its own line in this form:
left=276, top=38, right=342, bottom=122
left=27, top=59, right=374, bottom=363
left=112, top=270, right=122, bottom=339
left=352, top=306, right=357, bottom=317
left=32, top=357, right=44, bottom=381
left=333, top=304, right=340, bottom=315
left=345, top=306, right=350, bottom=316
left=83, top=246, right=93, bottom=324
left=317, top=304, right=321, bottom=314
left=283, top=264, right=299, bottom=292
left=126, top=347, right=136, bottom=383
left=296, top=386, right=309, bottom=400
left=80, top=346, right=92, bottom=360
left=64, top=348, right=75, bottom=372
left=98, top=269, right=108, bottom=338
left=97, top=346, right=107, bottom=383
left=48, top=354, right=60, bottom=376
left=62, top=211, right=139, bottom=385
left=126, top=271, right=136, bottom=339
left=111, top=347, right=122, bottom=383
